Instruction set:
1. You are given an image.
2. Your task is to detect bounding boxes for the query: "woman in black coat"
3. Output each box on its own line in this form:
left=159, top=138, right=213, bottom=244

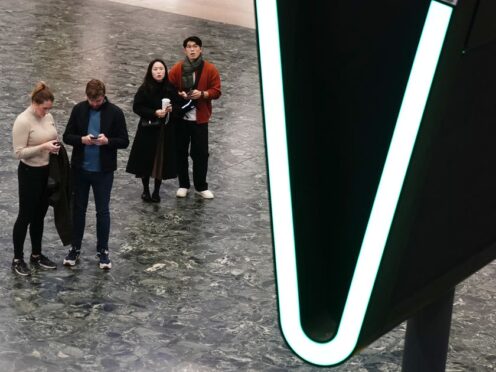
left=126, top=59, right=182, bottom=202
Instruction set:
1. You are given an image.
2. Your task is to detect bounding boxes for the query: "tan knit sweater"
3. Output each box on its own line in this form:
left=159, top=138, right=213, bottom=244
left=12, top=106, right=58, bottom=167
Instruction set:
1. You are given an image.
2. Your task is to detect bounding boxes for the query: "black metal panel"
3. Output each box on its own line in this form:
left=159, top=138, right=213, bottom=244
left=270, top=0, right=496, bottom=356
left=275, top=0, right=431, bottom=341
left=361, top=0, right=496, bottom=349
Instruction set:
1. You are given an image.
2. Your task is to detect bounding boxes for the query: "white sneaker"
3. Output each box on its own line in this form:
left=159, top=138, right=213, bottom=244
left=197, top=189, right=214, bottom=199
left=176, top=188, right=188, bottom=198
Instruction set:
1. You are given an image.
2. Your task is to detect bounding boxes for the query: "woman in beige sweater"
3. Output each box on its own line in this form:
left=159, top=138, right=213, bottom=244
left=11, top=81, right=61, bottom=276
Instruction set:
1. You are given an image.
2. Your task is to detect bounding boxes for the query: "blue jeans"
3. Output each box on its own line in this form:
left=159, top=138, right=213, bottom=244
left=72, top=169, right=114, bottom=252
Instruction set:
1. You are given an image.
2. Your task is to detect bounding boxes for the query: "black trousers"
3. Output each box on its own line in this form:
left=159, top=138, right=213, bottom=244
left=176, top=119, right=209, bottom=191
left=13, top=162, right=49, bottom=260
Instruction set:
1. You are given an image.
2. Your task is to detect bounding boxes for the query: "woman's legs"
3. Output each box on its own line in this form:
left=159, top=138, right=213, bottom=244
left=141, top=176, right=152, bottom=201
left=152, top=178, right=162, bottom=202
left=140, top=176, right=162, bottom=202
left=29, top=195, right=49, bottom=256
left=12, top=162, right=49, bottom=260
left=141, top=176, right=150, bottom=193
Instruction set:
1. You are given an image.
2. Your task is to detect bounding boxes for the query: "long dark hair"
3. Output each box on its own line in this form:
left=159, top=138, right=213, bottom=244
left=142, top=59, right=169, bottom=93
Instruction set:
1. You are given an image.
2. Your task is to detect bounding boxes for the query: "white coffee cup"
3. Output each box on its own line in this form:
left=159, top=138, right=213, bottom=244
left=162, top=98, right=171, bottom=110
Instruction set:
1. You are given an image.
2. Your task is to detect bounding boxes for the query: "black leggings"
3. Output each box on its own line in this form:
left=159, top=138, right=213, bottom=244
left=13, top=162, right=49, bottom=260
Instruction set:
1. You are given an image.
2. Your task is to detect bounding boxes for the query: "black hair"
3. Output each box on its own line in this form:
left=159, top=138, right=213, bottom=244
left=143, top=58, right=169, bottom=91
left=183, top=36, right=202, bottom=48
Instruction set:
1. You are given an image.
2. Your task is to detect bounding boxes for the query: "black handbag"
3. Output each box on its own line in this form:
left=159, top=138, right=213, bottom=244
left=139, top=112, right=170, bottom=127
left=139, top=117, right=161, bottom=127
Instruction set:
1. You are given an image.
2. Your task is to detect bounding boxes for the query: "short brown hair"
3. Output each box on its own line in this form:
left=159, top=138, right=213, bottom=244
left=85, top=79, right=106, bottom=99
left=31, top=81, right=54, bottom=104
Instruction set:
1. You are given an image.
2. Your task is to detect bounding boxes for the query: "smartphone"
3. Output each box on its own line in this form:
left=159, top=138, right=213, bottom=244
left=89, top=134, right=98, bottom=140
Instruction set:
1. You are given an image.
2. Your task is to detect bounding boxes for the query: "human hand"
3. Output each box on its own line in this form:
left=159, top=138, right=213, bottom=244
left=155, top=109, right=166, bottom=118
left=46, top=140, right=61, bottom=154
left=82, top=134, right=95, bottom=145
left=178, top=91, right=188, bottom=99
left=92, top=133, right=108, bottom=146
left=187, top=89, right=201, bottom=100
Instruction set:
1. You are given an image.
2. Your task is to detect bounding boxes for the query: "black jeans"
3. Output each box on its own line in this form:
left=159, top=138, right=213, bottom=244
left=13, top=162, right=49, bottom=260
left=71, top=169, right=114, bottom=252
left=176, top=119, right=209, bottom=191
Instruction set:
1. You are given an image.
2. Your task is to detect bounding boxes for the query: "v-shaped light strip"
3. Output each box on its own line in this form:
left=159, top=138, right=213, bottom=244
left=256, top=0, right=453, bottom=366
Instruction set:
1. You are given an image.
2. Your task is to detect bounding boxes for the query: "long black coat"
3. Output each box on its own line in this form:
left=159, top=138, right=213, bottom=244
left=126, top=82, right=182, bottom=179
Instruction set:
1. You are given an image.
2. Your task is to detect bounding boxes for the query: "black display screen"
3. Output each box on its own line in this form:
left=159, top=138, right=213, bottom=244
left=257, top=0, right=496, bottom=364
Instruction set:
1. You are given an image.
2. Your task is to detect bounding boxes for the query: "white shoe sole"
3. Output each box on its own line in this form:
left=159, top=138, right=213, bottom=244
left=99, top=262, right=112, bottom=270
left=196, top=191, right=214, bottom=199
left=63, top=259, right=78, bottom=266
left=12, top=267, right=31, bottom=276
left=176, top=188, right=188, bottom=198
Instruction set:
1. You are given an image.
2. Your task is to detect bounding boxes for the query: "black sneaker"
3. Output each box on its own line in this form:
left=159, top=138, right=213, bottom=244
left=99, top=250, right=112, bottom=270
left=12, top=259, right=31, bottom=276
left=63, top=247, right=80, bottom=266
left=30, top=254, right=57, bottom=269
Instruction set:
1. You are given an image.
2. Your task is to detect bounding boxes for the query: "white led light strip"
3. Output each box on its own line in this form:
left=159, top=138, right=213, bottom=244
left=256, top=0, right=453, bottom=366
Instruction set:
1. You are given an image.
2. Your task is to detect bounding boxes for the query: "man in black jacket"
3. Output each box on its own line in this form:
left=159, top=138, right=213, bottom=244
left=62, top=79, right=129, bottom=270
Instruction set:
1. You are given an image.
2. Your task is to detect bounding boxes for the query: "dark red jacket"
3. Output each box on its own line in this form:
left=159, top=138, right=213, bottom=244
left=169, top=60, right=222, bottom=124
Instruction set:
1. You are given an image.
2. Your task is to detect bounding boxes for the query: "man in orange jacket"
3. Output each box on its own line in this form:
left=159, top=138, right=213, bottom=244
left=168, top=36, right=222, bottom=199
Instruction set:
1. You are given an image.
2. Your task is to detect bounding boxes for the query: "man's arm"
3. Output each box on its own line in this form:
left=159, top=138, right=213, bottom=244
left=204, top=63, right=221, bottom=100
left=63, top=105, right=84, bottom=147
left=106, top=107, right=129, bottom=149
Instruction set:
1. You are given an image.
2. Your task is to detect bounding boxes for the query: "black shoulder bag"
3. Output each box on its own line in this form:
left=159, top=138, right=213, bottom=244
left=139, top=117, right=161, bottom=127
left=180, top=61, right=205, bottom=115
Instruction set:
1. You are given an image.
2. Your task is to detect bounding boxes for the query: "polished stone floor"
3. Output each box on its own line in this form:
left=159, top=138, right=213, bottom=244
left=0, top=0, right=494, bottom=371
